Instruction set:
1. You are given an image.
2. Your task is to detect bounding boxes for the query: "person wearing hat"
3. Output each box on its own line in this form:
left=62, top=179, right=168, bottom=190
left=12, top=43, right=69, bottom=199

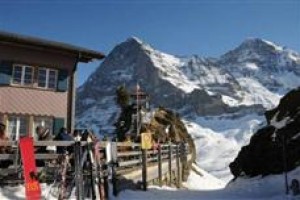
left=35, top=126, right=55, bottom=167
left=35, top=126, right=54, bottom=153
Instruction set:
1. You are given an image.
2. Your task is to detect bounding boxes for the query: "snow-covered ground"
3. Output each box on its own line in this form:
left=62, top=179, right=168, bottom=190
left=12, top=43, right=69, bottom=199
left=2, top=163, right=299, bottom=200
left=113, top=163, right=300, bottom=200
left=185, top=113, right=265, bottom=182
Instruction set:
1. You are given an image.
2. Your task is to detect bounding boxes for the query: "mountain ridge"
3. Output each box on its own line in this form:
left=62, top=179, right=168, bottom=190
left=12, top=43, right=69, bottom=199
left=75, top=37, right=300, bottom=181
left=77, top=36, right=300, bottom=129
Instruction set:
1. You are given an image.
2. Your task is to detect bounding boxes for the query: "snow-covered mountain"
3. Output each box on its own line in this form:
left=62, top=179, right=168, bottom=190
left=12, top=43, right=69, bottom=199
left=219, top=38, right=300, bottom=97
left=76, top=37, right=300, bottom=182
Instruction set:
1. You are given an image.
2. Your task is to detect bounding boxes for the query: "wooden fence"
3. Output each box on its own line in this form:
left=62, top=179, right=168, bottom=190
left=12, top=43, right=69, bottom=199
left=0, top=140, right=190, bottom=199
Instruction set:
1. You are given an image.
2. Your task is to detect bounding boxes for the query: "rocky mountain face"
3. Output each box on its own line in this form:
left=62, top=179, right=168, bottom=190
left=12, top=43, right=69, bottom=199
left=76, top=37, right=300, bottom=134
left=219, top=38, right=300, bottom=95
left=230, top=88, right=300, bottom=178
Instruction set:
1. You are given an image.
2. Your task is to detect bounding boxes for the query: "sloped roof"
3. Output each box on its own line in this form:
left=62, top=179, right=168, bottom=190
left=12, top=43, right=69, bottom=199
left=0, top=87, right=67, bottom=118
left=0, top=31, right=105, bottom=62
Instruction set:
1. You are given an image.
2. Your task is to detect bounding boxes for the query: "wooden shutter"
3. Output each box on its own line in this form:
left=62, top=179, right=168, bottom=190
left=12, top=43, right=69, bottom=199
left=53, top=118, right=65, bottom=136
left=57, top=70, right=68, bottom=92
left=0, top=61, right=13, bottom=85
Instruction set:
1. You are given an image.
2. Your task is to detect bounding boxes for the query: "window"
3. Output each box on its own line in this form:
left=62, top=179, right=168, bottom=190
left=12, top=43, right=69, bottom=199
left=38, top=68, right=57, bottom=89
left=7, top=116, right=29, bottom=140
left=33, top=117, right=53, bottom=139
left=12, top=65, right=33, bottom=86
left=10, top=64, right=61, bottom=90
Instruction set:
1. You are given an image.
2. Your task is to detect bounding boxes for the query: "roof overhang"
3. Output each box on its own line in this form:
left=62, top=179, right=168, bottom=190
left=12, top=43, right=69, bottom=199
left=0, top=31, right=105, bottom=63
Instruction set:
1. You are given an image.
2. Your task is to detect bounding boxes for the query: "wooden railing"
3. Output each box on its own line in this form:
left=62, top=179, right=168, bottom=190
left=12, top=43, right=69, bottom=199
left=0, top=140, right=190, bottom=199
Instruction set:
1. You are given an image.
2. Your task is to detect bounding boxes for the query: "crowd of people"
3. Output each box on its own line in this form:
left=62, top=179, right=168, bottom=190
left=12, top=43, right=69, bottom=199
left=0, top=122, right=100, bottom=169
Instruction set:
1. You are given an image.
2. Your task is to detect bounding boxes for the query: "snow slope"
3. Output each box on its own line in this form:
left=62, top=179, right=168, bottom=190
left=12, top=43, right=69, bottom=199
left=113, top=164, right=300, bottom=200
left=185, top=113, right=265, bottom=182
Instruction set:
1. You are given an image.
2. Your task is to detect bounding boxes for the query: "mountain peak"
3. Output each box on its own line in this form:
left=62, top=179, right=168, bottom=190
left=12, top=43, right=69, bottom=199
left=126, top=36, right=144, bottom=45
left=124, top=36, right=154, bottom=49
left=220, top=37, right=286, bottom=64
left=239, top=37, right=283, bottom=51
left=114, top=36, right=155, bottom=55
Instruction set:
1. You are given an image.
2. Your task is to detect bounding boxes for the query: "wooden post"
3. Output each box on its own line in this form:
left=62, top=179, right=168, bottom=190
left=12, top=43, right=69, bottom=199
left=142, top=149, right=148, bottom=191
left=180, top=142, right=187, bottom=181
left=158, top=144, right=162, bottom=187
left=176, top=143, right=182, bottom=188
left=74, top=141, right=84, bottom=200
left=168, top=141, right=172, bottom=186
left=103, top=163, right=109, bottom=199
left=112, top=164, right=118, bottom=196
left=282, top=134, right=289, bottom=195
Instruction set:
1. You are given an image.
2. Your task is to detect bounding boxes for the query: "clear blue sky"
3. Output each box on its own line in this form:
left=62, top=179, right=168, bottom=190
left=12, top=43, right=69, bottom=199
left=0, top=0, right=299, bottom=86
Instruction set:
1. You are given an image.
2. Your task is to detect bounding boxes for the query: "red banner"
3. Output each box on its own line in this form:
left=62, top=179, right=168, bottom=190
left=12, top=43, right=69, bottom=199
left=20, top=137, right=41, bottom=200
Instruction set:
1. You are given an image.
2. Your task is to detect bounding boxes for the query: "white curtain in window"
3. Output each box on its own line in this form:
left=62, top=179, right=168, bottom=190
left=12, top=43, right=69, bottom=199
left=7, top=116, right=28, bottom=140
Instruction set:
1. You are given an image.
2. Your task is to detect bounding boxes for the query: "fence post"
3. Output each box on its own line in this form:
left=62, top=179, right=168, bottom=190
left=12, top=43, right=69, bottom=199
left=158, top=144, right=162, bottom=187
left=103, top=163, right=109, bottom=199
left=74, top=141, right=84, bottom=200
left=180, top=142, right=188, bottom=181
left=142, top=149, right=148, bottom=191
left=111, top=141, right=118, bottom=196
left=176, top=143, right=182, bottom=188
left=168, top=141, right=172, bottom=186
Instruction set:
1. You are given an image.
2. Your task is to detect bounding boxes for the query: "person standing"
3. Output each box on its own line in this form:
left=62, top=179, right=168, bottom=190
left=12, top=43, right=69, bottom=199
left=0, top=122, right=12, bottom=168
left=36, top=126, right=54, bottom=153
left=55, top=127, right=73, bottom=154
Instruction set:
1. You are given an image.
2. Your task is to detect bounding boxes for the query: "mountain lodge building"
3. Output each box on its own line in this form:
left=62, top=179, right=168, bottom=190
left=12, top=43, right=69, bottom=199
left=0, top=31, right=105, bottom=140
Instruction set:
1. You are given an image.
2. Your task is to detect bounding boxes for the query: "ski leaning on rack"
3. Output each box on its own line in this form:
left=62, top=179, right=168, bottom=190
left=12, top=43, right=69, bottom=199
left=59, top=152, right=70, bottom=200
left=87, top=136, right=101, bottom=200
left=19, top=136, right=41, bottom=200
left=46, top=152, right=71, bottom=200
left=94, top=141, right=107, bottom=199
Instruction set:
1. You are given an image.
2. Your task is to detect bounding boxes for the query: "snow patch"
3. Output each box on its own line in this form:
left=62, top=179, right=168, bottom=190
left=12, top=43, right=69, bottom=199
left=236, top=77, right=281, bottom=109
left=221, top=95, right=239, bottom=106
left=244, top=62, right=259, bottom=70
left=262, top=39, right=283, bottom=51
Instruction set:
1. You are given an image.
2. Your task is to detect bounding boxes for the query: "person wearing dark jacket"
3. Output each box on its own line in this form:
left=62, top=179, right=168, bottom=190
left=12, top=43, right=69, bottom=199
left=55, top=127, right=73, bottom=154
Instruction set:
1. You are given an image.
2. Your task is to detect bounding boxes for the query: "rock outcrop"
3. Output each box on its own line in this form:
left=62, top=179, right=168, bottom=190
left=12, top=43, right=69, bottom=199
left=148, top=107, right=196, bottom=181
left=230, top=87, right=300, bottom=178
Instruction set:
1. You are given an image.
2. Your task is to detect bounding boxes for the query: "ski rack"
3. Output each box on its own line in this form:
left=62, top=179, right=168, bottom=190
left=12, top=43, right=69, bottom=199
left=0, top=140, right=190, bottom=199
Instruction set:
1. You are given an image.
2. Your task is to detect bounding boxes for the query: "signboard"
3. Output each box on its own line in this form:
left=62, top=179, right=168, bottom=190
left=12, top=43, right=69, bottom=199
left=141, top=132, right=152, bottom=150
left=106, top=141, right=112, bottom=164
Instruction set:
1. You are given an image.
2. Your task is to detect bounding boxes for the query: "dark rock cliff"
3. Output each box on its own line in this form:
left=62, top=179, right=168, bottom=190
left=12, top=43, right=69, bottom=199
left=230, top=87, right=300, bottom=178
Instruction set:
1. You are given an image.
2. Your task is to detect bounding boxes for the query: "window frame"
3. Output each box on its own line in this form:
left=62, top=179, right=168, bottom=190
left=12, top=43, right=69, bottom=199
left=11, top=64, right=34, bottom=86
left=7, top=116, right=29, bottom=141
left=37, top=67, right=58, bottom=90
